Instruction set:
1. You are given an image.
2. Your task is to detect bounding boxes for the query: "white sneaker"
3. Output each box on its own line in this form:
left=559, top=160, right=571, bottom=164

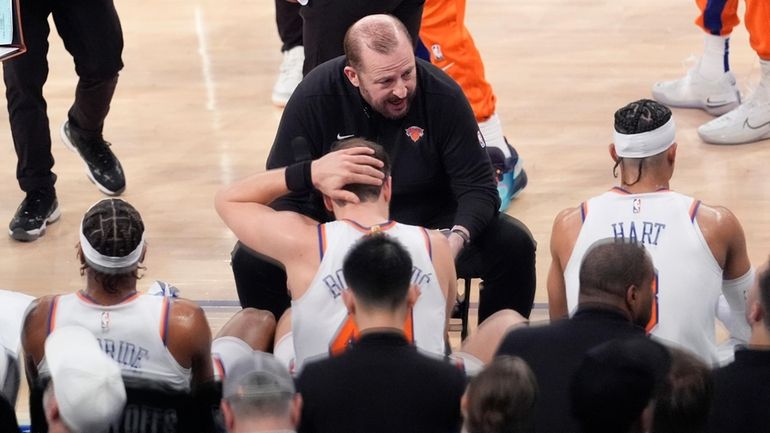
left=697, top=83, right=770, bottom=145
left=272, top=45, right=304, bottom=107
left=652, top=64, right=741, bottom=116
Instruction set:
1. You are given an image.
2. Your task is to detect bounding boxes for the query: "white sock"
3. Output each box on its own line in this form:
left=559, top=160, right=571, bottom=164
left=699, top=34, right=730, bottom=80
left=760, top=58, right=770, bottom=88
left=478, top=113, right=511, bottom=158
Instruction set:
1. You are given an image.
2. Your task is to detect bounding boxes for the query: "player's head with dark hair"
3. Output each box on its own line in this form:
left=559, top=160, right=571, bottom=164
left=611, top=99, right=676, bottom=187
left=343, top=14, right=413, bottom=71
left=342, top=234, right=412, bottom=312
left=463, top=356, right=538, bottom=433
left=653, top=347, right=714, bottom=433
left=747, top=259, right=770, bottom=333
left=571, top=338, right=671, bottom=433
left=329, top=138, right=391, bottom=202
left=578, top=238, right=654, bottom=326
left=78, top=199, right=145, bottom=294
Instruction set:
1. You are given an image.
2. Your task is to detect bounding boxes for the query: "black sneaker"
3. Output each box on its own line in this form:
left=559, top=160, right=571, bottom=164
left=8, top=189, right=61, bottom=242
left=60, top=121, right=126, bottom=196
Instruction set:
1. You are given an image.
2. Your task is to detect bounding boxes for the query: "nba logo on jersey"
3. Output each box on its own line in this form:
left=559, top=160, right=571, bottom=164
left=633, top=198, right=642, bottom=214
left=431, top=44, right=444, bottom=61
left=100, top=311, right=110, bottom=332
left=405, top=126, right=424, bottom=143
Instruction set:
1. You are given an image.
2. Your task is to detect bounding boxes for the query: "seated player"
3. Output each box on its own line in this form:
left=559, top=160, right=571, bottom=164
left=216, top=138, right=524, bottom=372
left=21, top=198, right=214, bottom=433
left=296, top=235, right=467, bottom=433
left=548, top=99, right=752, bottom=364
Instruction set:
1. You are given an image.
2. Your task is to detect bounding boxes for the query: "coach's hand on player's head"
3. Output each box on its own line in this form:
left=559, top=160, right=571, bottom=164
left=312, top=146, right=384, bottom=203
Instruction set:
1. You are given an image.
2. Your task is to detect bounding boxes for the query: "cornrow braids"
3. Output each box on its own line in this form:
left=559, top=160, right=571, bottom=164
left=79, top=199, right=145, bottom=293
left=614, top=99, right=672, bottom=135
left=613, top=99, right=672, bottom=186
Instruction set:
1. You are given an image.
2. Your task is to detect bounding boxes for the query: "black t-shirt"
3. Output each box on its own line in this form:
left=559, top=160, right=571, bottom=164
left=266, top=55, right=499, bottom=238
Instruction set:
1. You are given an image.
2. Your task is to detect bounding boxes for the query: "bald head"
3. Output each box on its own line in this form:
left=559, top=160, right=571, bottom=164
left=343, top=15, right=413, bottom=71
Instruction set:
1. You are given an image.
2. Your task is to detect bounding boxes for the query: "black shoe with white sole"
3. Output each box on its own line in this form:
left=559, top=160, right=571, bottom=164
left=9, top=189, right=60, bottom=242
left=61, top=121, right=126, bottom=195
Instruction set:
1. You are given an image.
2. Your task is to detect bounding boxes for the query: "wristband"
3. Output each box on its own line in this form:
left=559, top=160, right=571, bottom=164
left=285, top=161, right=313, bottom=192
left=451, top=228, right=470, bottom=246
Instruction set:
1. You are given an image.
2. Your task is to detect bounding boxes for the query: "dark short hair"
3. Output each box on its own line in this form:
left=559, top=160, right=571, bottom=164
left=330, top=138, right=391, bottom=202
left=571, top=338, right=671, bottom=433
left=758, top=262, right=770, bottom=332
left=579, top=238, right=653, bottom=300
left=342, top=234, right=412, bottom=310
left=343, top=15, right=412, bottom=71
left=465, top=356, right=538, bottom=433
left=79, top=199, right=145, bottom=293
left=653, top=347, right=713, bottom=433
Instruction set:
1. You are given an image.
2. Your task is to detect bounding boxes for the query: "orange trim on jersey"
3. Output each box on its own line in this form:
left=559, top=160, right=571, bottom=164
left=47, top=295, right=60, bottom=336
left=689, top=200, right=702, bottom=223
left=213, top=355, right=225, bottom=379
left=329, top=315, right=360, bottom=357
left=341, top=219, right=397, bottom=234
left=645, top=273, right=660, bottom=334
left=160, top=296, right=171, bottom=346
left=330, top=309, right=415, bottom=357
left=403, top=307, right=414, bottom=342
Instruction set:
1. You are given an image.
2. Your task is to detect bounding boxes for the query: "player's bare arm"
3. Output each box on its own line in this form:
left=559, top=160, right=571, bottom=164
left=166, top=299, right=214, bottom=387
left=695, top=204, right=751, bottom=278
left=216, top=147, right=384, bottom=271
left=429, top=229, right=457, bottom=334
left=547, top=206, right=583, bottom=319
left=20, top=296, right=56, bottom=383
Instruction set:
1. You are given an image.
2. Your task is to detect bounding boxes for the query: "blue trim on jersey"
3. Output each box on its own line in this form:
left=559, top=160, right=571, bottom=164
left=580, top=202, right=586, bottom=222
left=46, top=295, right=58, bottom=336
left=162, top=298, right=172, bottom=346
left=703, top=0, right=729, bottom=35
left=724, top=37, right=730, bottom=72
left=690, top=200, right=702, bottom=223
left=421, top=227, right=432, bottom=259
left=317, top=224, right=325, bottom=261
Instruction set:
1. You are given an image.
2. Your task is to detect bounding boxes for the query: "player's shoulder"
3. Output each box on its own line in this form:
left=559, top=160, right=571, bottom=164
left=694, top=202, right=744, bottom=235
left=551, top=205, right=584, bottom=239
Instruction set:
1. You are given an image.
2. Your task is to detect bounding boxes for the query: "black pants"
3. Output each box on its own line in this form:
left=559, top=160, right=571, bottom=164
left=232, top=213, right=536, bottom=323
left=299, top=0, right=425, bottom=75
left=275, top=0, right=302, bottom=53
left=3, top=0, right=123, bottom=193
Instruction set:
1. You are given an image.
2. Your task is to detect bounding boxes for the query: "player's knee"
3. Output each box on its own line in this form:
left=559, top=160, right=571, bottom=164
left=238, top=307, right=277, bottom=330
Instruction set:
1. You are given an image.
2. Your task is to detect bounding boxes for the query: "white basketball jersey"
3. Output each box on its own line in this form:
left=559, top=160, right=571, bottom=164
left=39, top=292, right=192, bottom=391
left=564, top=188, right=723, bottom=364
left=0, top=289, right=34, bottom=357
left=292, top=220, right=446, bottom=371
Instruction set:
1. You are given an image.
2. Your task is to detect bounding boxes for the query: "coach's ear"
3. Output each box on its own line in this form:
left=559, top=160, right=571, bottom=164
left=343, top=66, right=360, bottom=88
left=609, top=143, right=620, bottom=162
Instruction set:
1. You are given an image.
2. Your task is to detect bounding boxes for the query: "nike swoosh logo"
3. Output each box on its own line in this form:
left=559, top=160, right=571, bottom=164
left=705, top=97, right=733, bottom=107
left=336, top=133, right=355, bottom=140
left=744, top=118, right=770, bottom=130
left=441, top=62, right=455, bottom=72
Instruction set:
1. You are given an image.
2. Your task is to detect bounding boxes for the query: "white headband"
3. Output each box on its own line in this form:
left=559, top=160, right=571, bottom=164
left=79, top=224, right=145, bottom=274
left=613, top=117, right=676, bottom=158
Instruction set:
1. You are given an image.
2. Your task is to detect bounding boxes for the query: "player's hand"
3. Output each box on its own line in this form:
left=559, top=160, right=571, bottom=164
left=447, top=232, right=465, bottom=259
left=311, top=147, right=384, bottom=203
